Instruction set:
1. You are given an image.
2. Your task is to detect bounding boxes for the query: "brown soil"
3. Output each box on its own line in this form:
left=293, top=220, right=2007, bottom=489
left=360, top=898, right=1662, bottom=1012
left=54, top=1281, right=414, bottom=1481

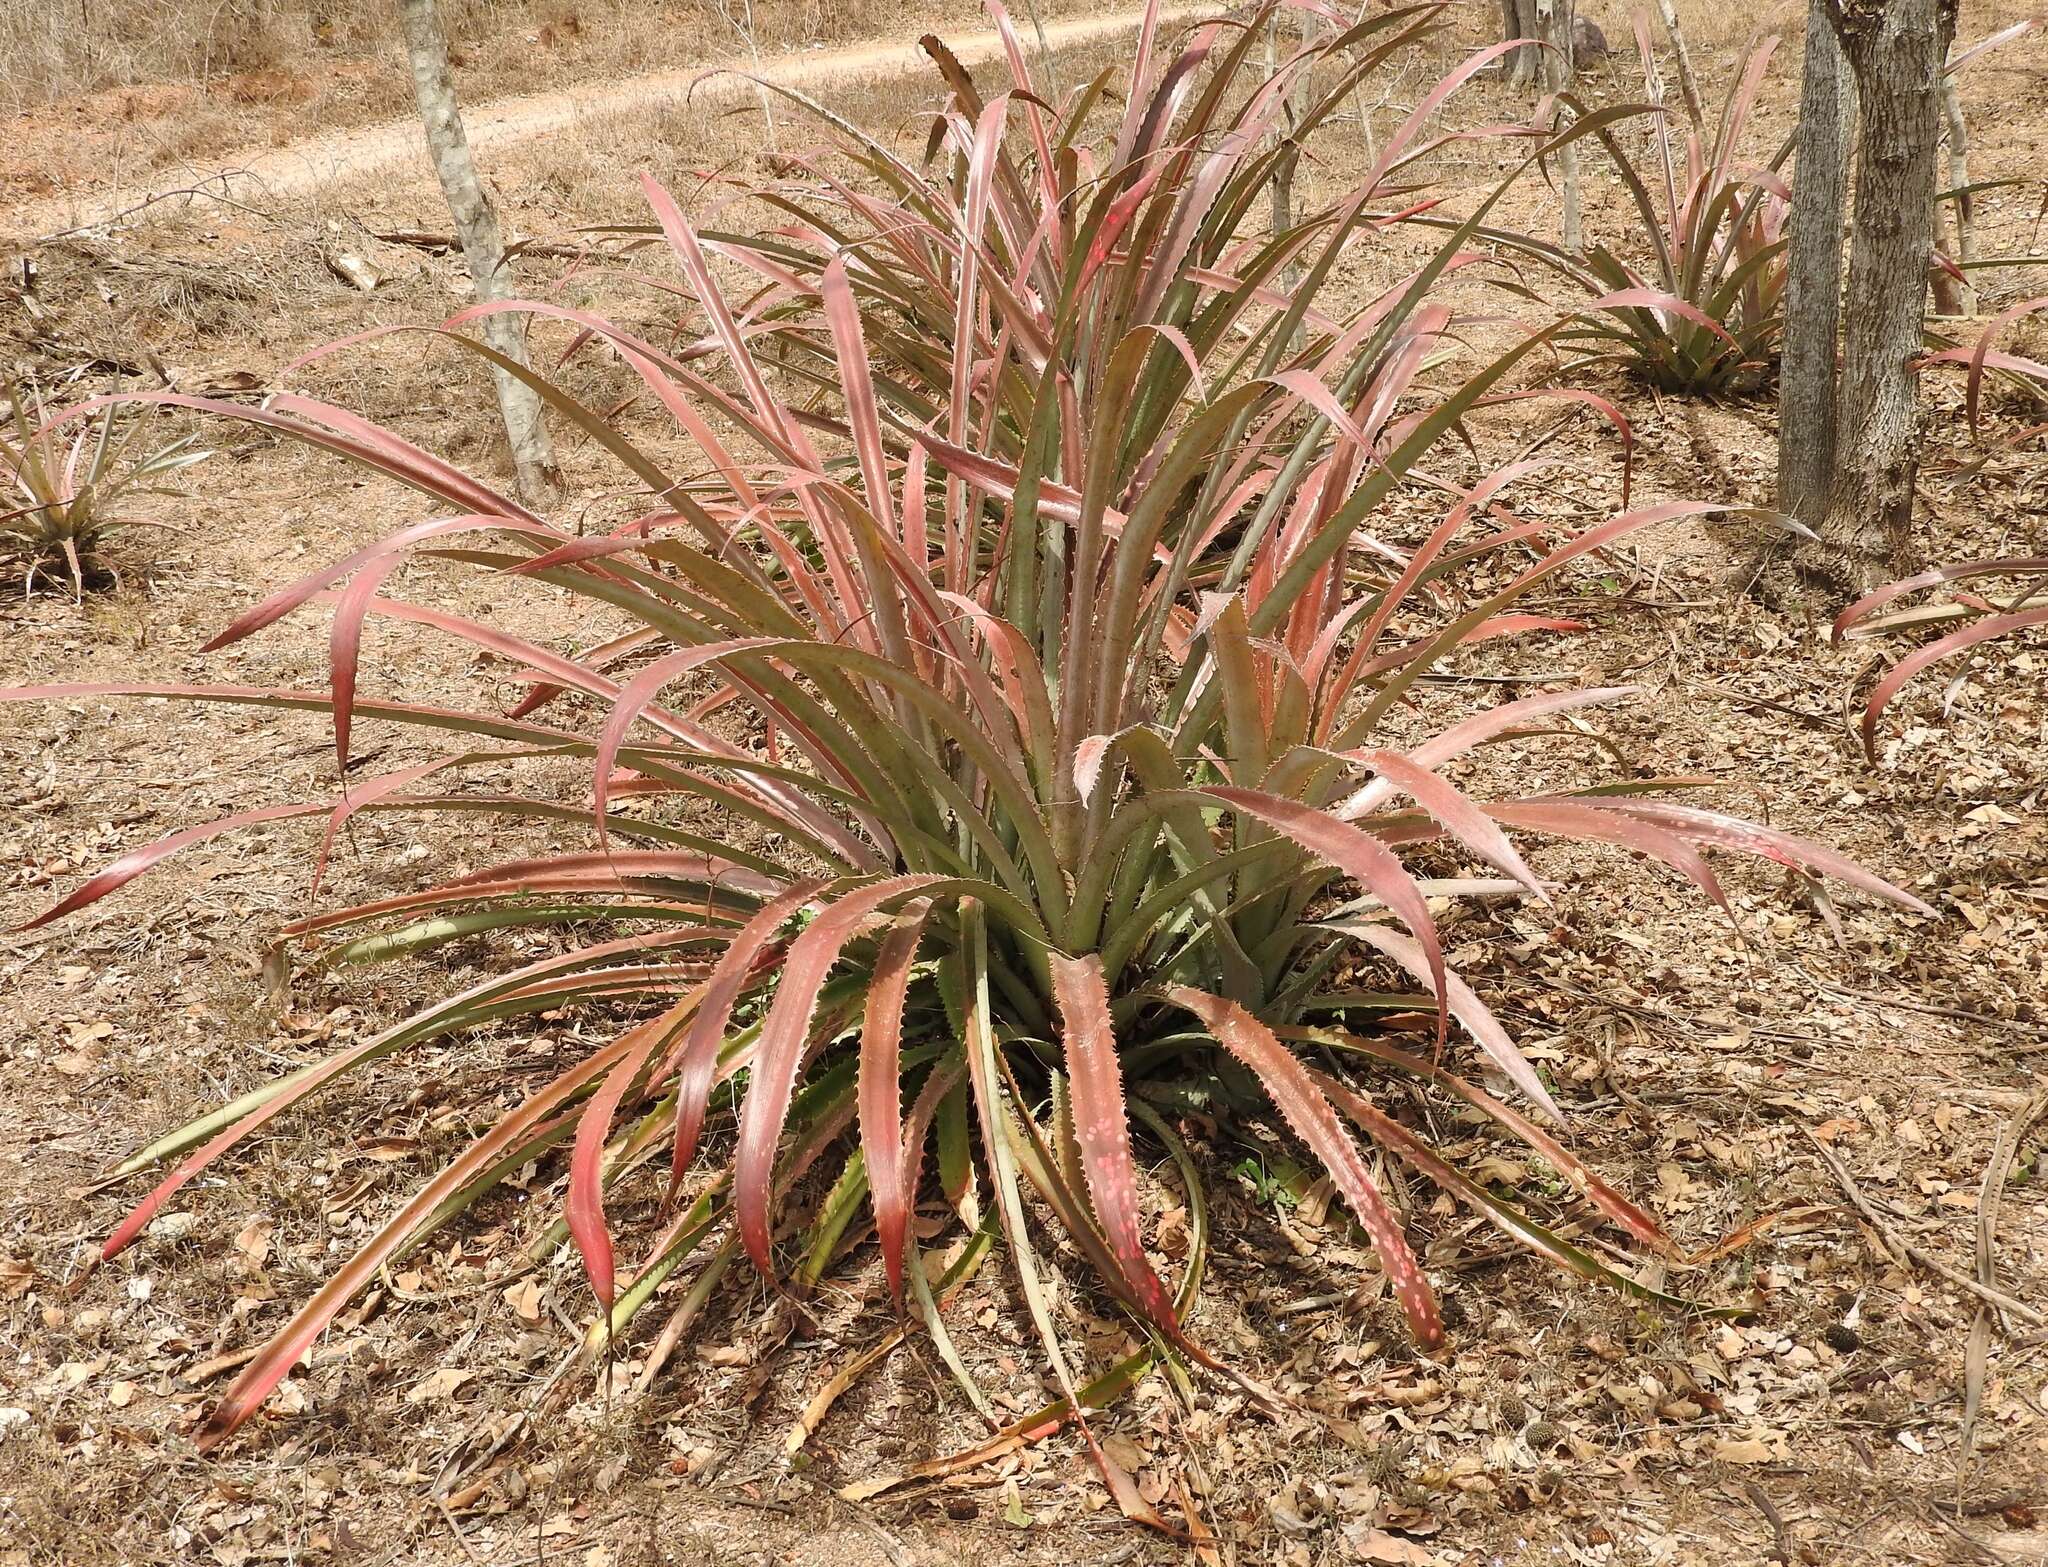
left=0, top=0, right=1123, bottom=232
left=2, top=5, right=2047, bottom=1566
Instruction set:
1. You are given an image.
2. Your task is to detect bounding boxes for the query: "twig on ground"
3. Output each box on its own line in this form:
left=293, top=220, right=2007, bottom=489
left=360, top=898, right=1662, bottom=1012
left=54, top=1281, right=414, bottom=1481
left=1829, top=1352, right=1935, bottom=1394
left=180, top=1344, right=262, bottom=1384
left=433, top=1493, right=485, bottom=1567
left=31, top=171, right=277, bottom=244
left=384, top=1260, right=540, bottom=1303
left=795, top=1474, right=914, bottom=1567
left=1743, top=1479, right=1792, bottom=1564
left=1939, top=1490, right=2046, bottom=1517
left=1930, top=1506, right=2002, bottom=1564
left=1962, top=1084, right=2048, bottom=1486
left=785, top=1330, right=906, bottom=1457
left=713, top=1490, right=796, bottom=1515
left=1694, top=680, right=1838, bottom=732
left=1803, top=1128, right=2045, bottom=1326
left=431, top=1409, right=530, bottom=1502
left=368, top=227, right=597, bottom=260
left=1817, top=984, right=2048, bottom=1043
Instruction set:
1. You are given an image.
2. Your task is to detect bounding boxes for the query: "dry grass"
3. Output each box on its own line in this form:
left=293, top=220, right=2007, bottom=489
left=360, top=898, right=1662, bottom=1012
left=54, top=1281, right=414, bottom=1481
left=0, top=0, right=1058, bottom=110
left=0, top=0, right=1106, bottom=211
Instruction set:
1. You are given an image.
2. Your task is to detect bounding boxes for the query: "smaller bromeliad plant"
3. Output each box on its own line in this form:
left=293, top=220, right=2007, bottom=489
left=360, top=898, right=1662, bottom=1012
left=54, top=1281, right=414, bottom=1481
left=1836, top=555, right=2048, bottom=757
left=1467, top=31, right=1790, bottom=395
left=5, top=2, right=1928, bottom=1507
left=1, top=381, right=210, bottom=596
left=1922, top=294, right=2048, bottom=458
left=1843, top=300, right=2048, bottom=756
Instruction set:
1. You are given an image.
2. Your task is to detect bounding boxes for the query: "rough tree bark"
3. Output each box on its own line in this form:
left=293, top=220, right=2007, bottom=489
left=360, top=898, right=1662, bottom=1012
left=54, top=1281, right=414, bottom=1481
left=1268, top=6, right=1315, bottom=314
left=1936, top=68, right=1975, bottom=314
left=1792, top=0, right=1958, bottom=596
left=1501, top=0, right=1543, bottom=88
left=1499, top=0, right=1580, bottom=248
left=1650, top=0, right=1705, bottom=123
left=712, top=0, right=778, bottom=150
left=1268, top=9, right=1294, bottom=247
left=1776, top=0, right=1853, bottom=531
left=397, top=0, right=562, bottom=507
left=1538, top=0, right=1581, bottom=252
left=1354, top=0, right=1384, bottom=168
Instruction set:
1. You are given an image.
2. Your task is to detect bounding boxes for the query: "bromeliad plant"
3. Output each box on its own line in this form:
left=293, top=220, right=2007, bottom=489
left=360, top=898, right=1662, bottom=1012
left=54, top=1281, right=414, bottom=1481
left=1923, top=295, right=2048, bottom=455
left=1836, top=555, right=2048, bottom=757
left=9, top=1, right=1926, bottom=1482
left=1842, top=302, right=2048, bottom=757
left=1467, top=31, right=1791, bottom=394
left=1, top=380, right=209, bottom=595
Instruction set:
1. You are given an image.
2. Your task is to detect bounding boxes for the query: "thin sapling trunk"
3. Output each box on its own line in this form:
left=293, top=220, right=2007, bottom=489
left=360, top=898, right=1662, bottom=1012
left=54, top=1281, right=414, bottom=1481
left=397, top=0, right=562, bottom=509
left=1776, top=0, right=1853, bottom=532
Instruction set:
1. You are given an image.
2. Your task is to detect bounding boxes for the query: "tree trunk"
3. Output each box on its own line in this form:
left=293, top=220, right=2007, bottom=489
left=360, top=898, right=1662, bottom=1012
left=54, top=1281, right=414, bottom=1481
left=1268, top=12, right=1290, bottom=242
left=1776, top=0, right=1853, bottom=531
left=1503, top=0, right=1543, bottom=88
left=397, top=0, right=562, bottom=508
left=712, top=0, right=778, bottom=149
left=1928, top=201, right=1964, bottom=315
left=1937, top=70, right=1976, bottom=314
left=1018, top=0, right=1065, bottom=101
left=1794, top=0, right=1957, bottom=596
left=1354, top=0, right=1382, bottom=169
left=1269, top=6, right=1314, bottom=329
left=1651, top=0, right=1705, bottom=124
left=1539, top=0, right=1581, bottom=252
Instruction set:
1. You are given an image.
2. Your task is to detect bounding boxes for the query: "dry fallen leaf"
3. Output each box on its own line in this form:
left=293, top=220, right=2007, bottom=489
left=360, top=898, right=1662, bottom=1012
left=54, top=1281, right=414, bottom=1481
left=1344, top=1525, right=1433, bottom=1564
left=1986, top=1532, right=2048, bottom=1563
left=233, top=1219, right=273, bottom=1265
left=503, top=1277, right=543, bottom=1324
left=406, top=1366, right=475, bottom=1405
left=355, top=1136, right=423, bottom=1162
left=783, top=1331, right=902, bottom=1457
left=1101, top=1433, right=1146, bottom=1471
left=1712, top=1436, right=1774, bottom=1464
left=197, top=369, right=266, bottom=394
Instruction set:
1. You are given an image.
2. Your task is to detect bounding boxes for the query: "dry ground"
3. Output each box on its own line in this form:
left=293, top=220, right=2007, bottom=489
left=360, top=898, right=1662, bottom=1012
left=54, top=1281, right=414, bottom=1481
left=0, top=0, right=1105, bottom=157
left=3, top=3, right=2048, bottom=1565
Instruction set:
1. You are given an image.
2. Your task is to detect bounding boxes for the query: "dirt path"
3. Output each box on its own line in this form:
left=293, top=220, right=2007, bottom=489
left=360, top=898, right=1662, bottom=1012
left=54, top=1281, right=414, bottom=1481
left=2, top=6, right=1182, bottom=245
